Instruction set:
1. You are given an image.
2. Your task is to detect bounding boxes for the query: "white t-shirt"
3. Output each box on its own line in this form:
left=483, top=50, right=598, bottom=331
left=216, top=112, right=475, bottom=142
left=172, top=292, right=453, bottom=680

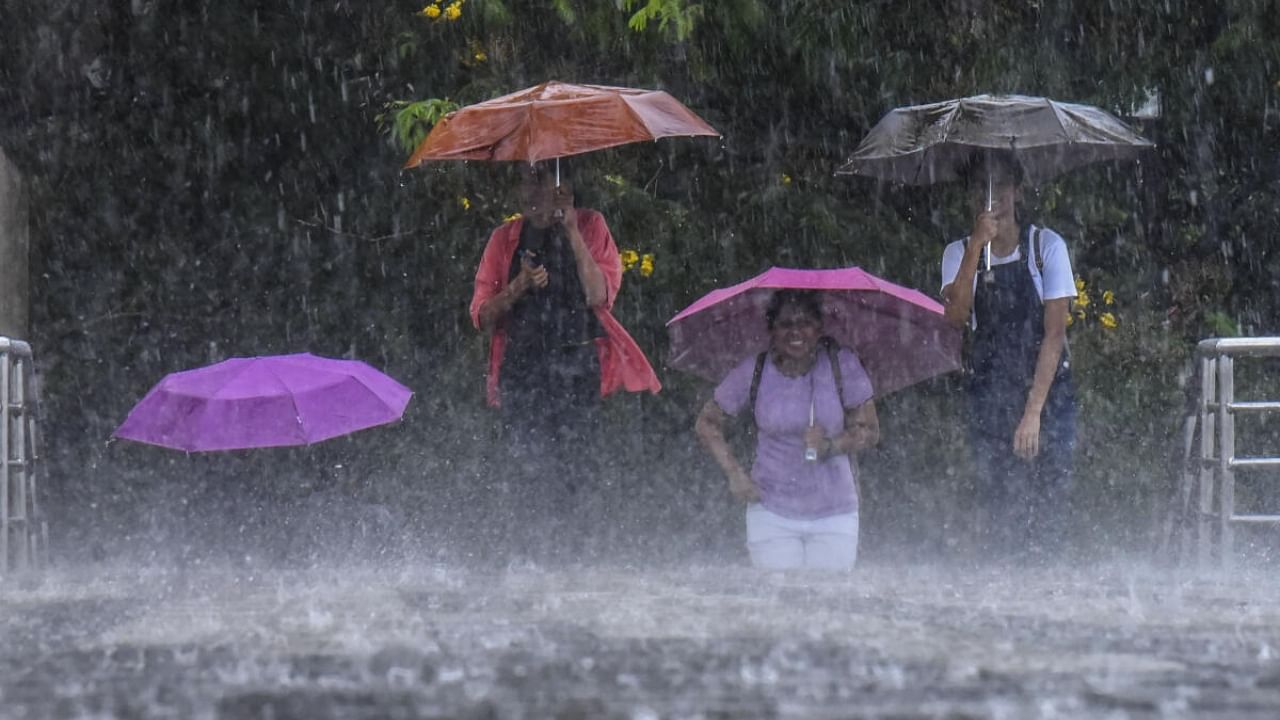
left=941, top=224, right=1077, bottom=303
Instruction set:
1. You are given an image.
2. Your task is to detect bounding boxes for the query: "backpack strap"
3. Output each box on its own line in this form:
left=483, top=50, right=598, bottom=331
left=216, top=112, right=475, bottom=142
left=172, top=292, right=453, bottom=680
left=747, top=340, right=844, bottom=415
left=823, top=337, right=848, bottom=411
left=748, top=351, right=767, bottom=422
left=751, top=339, right=851, bottom=423
left=1033, top=225, right=1044, bottom=274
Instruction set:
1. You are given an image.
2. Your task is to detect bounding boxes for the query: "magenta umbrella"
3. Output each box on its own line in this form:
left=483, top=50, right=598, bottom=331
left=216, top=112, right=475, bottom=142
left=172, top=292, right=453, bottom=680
left=666, top=267, right=962, bottom=397
left=113, top=353, right=413, bottom=452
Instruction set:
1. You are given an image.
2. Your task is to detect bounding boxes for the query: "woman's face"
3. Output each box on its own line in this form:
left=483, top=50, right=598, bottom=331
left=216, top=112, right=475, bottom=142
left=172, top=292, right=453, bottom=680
left=518, top=175, right=555, bottom=228
left=517, top=170, right=574, bottom=229
left=769, top=302, right=822, bottom=363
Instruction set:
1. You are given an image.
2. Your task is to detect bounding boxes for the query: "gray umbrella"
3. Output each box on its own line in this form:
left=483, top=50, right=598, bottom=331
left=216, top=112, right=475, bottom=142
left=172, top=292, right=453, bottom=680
left=837, top=94, right=1153, bottom=273
left=835, top=94, right=1153, bottom=186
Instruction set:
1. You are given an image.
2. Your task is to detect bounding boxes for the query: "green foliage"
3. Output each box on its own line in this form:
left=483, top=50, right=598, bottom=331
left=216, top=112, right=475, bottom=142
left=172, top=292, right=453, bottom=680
left=378, top=98, right=460, bottom=155
left=624, top=0, right=703, bottom=41
left=1205, top=310, right=1242, bottom=338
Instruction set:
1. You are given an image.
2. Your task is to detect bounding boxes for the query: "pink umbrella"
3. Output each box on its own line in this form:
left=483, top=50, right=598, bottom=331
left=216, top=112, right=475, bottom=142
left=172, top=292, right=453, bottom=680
left=113, top=353, right=413, bottom=452
left=666, top=267, right=962, bottom=397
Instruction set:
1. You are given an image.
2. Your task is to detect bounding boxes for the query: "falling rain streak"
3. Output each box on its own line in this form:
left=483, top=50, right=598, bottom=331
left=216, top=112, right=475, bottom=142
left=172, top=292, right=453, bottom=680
left=2, top=1, right=1280, bottom=718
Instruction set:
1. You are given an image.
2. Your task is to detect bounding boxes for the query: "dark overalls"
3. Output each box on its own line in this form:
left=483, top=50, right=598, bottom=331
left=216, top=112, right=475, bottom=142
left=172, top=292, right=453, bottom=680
left=966, top=226, right=1076, bottom=557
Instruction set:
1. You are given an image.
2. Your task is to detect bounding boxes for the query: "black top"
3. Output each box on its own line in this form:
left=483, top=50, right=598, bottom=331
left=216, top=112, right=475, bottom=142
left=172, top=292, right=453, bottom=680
left=502, top=222, right=603, bottom=386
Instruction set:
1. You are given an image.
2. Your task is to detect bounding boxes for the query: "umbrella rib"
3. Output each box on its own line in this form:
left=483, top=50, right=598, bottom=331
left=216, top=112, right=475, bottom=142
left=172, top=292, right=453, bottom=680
left=263, top=364, right=311, bottom=444
left=617, top=95, right=657, bottom=139
left=179, top=359, right=266, bottom=450
left=1043, top=97, right=1075, bottom=148
left=347, top=372, right=409, bottom=417
left=912, top=104, right=963, bottom=184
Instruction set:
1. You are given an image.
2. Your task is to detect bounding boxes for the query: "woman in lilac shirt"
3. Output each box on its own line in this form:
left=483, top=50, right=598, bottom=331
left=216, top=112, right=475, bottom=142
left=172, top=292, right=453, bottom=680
left=696, top=290, right=880, bottom=570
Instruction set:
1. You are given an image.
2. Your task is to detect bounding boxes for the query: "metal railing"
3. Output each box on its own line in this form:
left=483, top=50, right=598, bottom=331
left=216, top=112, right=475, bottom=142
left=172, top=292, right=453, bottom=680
left=1178, top=338, right=1280, bottom=566
left=1, top=337, right=47, bottom=574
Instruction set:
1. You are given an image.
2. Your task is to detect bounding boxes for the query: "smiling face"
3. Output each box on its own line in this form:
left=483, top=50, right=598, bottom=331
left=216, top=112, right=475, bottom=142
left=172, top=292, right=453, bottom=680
left=769, top=300, right=822, bottom=365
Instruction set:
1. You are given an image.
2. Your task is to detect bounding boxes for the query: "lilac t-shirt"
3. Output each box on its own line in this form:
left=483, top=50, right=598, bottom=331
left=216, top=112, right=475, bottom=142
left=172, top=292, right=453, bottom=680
left=714, top=348, right=874, bottom=520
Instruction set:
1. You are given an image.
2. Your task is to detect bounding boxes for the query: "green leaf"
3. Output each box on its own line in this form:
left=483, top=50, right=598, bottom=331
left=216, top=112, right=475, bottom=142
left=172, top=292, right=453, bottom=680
left=379, top=98, right=461, bottom=155
left=552, top=0, right=577, bottom=24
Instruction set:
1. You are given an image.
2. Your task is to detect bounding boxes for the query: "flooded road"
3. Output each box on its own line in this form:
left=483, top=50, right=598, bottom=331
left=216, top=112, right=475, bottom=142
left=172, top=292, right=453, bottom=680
left=3, top=560, right=1280, bottom=719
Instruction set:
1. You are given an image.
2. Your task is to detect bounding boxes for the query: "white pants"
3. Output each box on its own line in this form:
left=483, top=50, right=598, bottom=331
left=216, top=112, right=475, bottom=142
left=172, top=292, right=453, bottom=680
left=745, top=504, right=859, bottom=571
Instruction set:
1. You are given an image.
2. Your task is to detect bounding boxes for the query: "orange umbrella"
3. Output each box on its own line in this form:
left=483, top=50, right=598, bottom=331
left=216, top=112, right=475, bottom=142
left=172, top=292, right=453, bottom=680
left=403, top=81, right=720, bottom=169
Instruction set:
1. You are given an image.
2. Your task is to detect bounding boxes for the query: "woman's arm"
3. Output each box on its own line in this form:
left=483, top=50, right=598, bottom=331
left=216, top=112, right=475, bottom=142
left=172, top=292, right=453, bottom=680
left=1013, top=297, right=1069, bottom=459
left=822, top=401, right=880, bottom=457
left=695, top=399, right=758, bottom=502
left=560, top=206, right=609, bottom=309
left=476, top=259, right=543, bottom=331
left=942, top=211, right=998, bottom=329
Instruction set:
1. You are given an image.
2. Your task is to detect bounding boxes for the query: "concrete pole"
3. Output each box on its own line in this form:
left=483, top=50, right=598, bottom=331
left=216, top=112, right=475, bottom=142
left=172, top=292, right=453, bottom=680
left=0, top=149, right=30, bottom=341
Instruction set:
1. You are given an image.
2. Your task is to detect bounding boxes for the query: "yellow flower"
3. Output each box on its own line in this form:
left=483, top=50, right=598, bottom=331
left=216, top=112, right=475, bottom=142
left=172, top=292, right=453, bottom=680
left=640, top=253, right=655, bottom=277
left=1065, top=312, right=1074, bottom=327
left=1076, top=309, right=1087, bottom=321
left=1103, top=290, right=1115, bottom=305
left=458, top=196, right=471, bottom=210
left=444, top=1, right=462, bottom=20
left=420, top=4, right=441, bottom=18
left=620, top=249, right=640, bottom=270
left=1074, top=277, right=1086, bottom=293
left=1074, top=291, right=1091, bottom=309
left=503, top=212, right=522, bottom=223
left=473, top=50, right=487, bottom=63
left=1100, top=312, right=1118, bottom=329
left=781, top=173, right=792, bottom=186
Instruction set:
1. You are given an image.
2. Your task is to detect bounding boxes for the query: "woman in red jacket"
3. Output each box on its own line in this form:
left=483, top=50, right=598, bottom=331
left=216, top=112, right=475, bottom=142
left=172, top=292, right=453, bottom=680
left=470, top=161, right=659, bottom=560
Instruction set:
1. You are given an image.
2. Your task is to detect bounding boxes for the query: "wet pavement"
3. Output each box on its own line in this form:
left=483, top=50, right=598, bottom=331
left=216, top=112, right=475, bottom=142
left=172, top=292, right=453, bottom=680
left=2, top=560, right=1280, bottom=719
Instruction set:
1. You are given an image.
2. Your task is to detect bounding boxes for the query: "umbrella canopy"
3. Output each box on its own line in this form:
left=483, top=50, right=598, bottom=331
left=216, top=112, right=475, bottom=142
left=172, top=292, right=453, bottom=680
left=667, top=267, right=962, bottom=398
left=113, top=353, right=413, bottom=452
left=836, top=94, right=1153, bottom=185
left=403, top=80, right=720, bottom=168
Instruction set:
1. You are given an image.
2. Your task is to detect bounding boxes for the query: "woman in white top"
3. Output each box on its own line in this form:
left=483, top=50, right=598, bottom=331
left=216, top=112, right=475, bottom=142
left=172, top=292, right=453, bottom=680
left=939, top=152, right=1077, bottom=560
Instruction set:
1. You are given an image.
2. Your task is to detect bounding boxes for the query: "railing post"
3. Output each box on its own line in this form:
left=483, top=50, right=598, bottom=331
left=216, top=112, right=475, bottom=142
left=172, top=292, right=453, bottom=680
left=12, top=353, right=28, bottom=572
left=0, top=350, right=10, bottom=573
left=1197, top=352, right=1216, bottom=567
left=0, top=337, right=45, bottom=575
left=1218, top=354, right=1235, bottom=568
left=1185, top=337, right=1280, bottom=568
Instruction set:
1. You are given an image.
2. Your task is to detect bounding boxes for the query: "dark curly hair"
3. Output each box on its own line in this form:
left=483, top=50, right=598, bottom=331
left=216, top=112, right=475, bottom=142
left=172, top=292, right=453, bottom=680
left=765, top=289, right=823, bottom=329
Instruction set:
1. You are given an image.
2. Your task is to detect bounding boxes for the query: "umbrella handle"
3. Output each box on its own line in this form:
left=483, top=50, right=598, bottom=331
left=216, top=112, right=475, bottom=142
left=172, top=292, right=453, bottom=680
left=552, top=158, right=565, bottom=219
left=805, top=399, right=818, bottom=462
left=985, top=170, right=993, bottom=273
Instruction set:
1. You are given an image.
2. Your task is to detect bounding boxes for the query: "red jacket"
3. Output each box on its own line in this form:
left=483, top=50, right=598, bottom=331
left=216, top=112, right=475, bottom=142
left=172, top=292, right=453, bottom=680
left=469, top=210, right=662, bottom=407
